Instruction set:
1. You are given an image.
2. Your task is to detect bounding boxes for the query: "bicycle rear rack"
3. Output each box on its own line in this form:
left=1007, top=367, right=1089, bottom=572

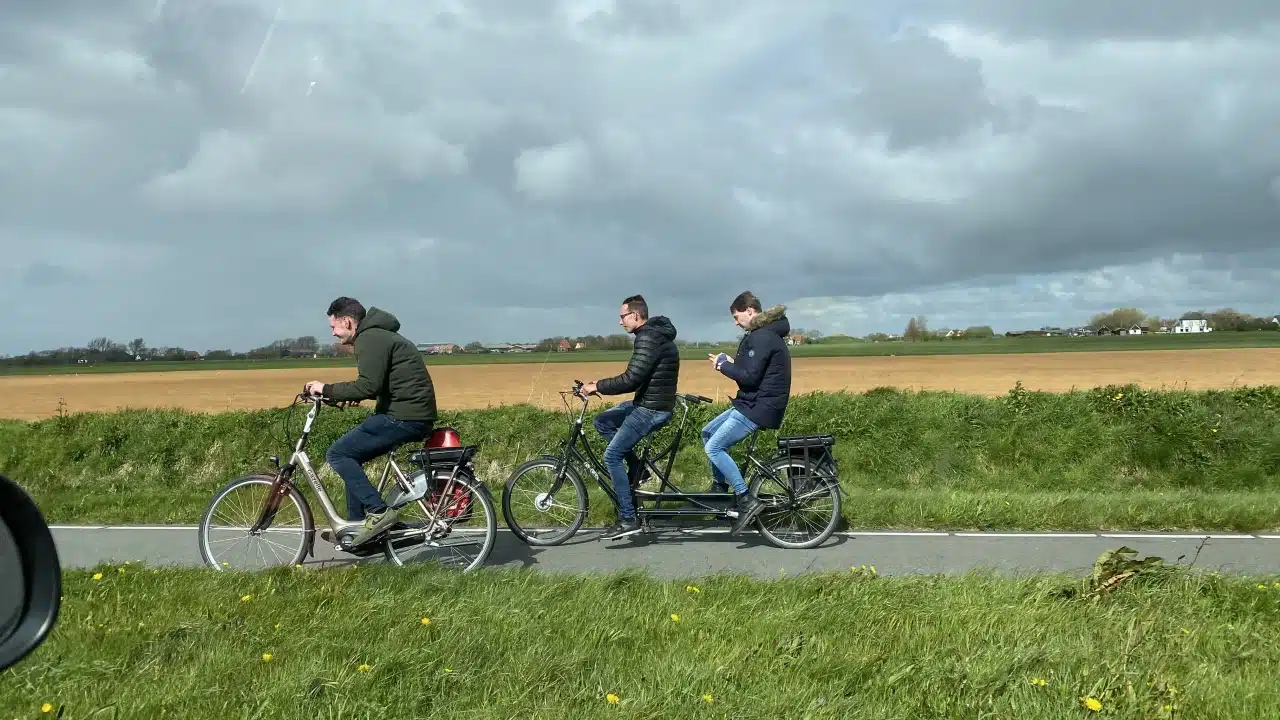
left=775, top=434, right=839, bottom=491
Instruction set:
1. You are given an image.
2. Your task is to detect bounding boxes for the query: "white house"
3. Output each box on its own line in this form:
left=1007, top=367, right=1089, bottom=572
left=1173, top=317, right=1211, bottom=333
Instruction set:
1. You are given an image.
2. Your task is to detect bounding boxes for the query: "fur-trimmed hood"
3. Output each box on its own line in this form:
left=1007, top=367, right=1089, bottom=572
left=745, top=304, right=790, bottom=337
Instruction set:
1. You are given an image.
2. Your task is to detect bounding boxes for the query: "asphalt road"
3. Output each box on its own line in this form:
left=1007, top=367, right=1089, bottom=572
left=49, top=524, right=1280, bottom=579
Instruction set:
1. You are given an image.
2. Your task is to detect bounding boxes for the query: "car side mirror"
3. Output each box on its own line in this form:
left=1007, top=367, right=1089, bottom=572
left=0, top=473, right=61, bottom=672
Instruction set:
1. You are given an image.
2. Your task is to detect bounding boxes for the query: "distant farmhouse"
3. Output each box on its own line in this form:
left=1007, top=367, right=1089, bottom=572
left=416, top=343, right=458, bottom=354
left=1172, top=313, right=1212, bottom=333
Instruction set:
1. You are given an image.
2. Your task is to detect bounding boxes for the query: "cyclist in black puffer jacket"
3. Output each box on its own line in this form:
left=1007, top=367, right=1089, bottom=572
left=582, top=294, right=680, bottom=540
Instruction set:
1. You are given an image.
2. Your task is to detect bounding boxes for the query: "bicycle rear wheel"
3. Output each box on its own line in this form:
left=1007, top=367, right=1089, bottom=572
left=748, top=457, right=841, bottom=550
left=383, top=470, right=496, bottom=572
left=198, top=474, right=313, bottom=570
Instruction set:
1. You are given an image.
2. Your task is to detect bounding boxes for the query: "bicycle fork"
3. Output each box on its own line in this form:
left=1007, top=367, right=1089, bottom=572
left=249, top=470, right=292, bottom=535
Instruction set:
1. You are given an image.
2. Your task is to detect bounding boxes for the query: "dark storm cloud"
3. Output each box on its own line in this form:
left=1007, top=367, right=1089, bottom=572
left=0, top=0, right=1278, bottom=353
left=910, top=0, right=1280, bottom=41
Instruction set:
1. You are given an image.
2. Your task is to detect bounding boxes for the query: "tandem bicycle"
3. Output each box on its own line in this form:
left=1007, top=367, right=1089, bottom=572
left=500, top=381, right=842, bottom=549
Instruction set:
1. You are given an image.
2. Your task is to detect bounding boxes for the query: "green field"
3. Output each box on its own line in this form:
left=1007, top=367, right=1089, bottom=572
left=3, top=330, right=1278, bottom=375
left=4, top=562, right=1278, bottom=718
left=5, top=384, right=1280, bottom=531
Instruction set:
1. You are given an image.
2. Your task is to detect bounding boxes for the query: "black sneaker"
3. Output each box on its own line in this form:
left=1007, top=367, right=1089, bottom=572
left=601, top=517, right=643, bottom=540
left=729, top=494, right=764, bottom=534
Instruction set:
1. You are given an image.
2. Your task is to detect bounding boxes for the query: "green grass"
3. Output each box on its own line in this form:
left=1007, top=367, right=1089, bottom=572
left=4, top=563, right=1279, bottom=718
left=4, top=383, right=1280, bottom=531
left=3, top=330, right=1278, bottom=375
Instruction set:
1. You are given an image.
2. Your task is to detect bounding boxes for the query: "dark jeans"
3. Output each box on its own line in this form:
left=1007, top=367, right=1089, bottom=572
left=326, top=413, right=431, bottom=521
left=593, top=401, right=672, bottom=520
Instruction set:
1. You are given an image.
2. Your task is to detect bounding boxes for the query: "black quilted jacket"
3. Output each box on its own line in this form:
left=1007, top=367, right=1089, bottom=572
left=596, top=316, right=680, bottom=412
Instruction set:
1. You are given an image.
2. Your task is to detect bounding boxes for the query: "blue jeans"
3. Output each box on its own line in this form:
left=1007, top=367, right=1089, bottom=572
left=593, top=401, right=672, bottom=520
left=701, top=407, right=759, bottom=495
left=326, top=413, right=432, bottom=521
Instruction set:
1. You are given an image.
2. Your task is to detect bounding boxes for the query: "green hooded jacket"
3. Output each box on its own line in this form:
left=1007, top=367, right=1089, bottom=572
left=321, top=307, right=437, bottom=423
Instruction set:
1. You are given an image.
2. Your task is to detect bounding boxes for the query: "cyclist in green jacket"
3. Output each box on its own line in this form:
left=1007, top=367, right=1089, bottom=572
left=304, top=296, right=437, bottom=546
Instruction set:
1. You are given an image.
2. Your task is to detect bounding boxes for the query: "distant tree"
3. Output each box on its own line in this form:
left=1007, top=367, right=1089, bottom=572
left=964, top=325, right=995, bottom=339
left=602, top=334, right=632, bottom=350
left=1089, top=308, right=1145, bottom=329
left=903, top=315, right=929, bottom=341
left=1204, top=308, right=1266, bottom=331
left=127, top=338, right=146, bottom=357
left=464, top=341, right=484, bottom=353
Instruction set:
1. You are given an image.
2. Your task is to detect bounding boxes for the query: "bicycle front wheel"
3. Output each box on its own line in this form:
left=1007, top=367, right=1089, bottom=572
left=383, top=471, right=496, bottom=572
left=501, top=456, right=588, bottom=546
left=198, top=474, right=313, bottom=570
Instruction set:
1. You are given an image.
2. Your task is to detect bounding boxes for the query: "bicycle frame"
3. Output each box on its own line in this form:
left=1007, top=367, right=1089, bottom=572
left=548, top=387, right=788, bottom=519
left=248, top=396, right=469, bottom=554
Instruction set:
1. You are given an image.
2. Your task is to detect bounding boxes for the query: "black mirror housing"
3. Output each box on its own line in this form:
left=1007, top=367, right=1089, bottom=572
left=0, top=473, right=62, bottom=672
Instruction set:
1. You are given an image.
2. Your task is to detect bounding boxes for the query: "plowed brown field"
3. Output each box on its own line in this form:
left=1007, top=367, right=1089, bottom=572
left=2, top=348, right=1277, bottom=421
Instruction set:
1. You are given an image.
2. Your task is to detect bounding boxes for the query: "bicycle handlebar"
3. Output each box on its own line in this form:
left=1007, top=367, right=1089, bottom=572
left=562, top=382, right=712, bottom=406
left=297, top=389, right=357, bottom=409
left=678, top=393, right=714, bottom=405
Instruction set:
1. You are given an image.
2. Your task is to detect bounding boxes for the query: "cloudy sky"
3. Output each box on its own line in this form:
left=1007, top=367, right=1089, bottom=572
left=3, top=0, right=1279, bottom=353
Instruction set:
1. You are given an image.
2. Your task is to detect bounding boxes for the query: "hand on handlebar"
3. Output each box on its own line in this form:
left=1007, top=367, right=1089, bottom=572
left=298, top=384, right=356, bottom=409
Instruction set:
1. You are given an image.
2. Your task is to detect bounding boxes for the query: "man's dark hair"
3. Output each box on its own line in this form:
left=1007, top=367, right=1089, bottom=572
left=623, top=294, right=648, bottom=320
left=730, top=291, right=762, bottom=313
left=327, top=296, right=366, bottom=324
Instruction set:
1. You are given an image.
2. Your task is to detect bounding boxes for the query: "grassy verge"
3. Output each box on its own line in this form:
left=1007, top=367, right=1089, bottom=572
left=3, top=330, right=1278, bottom=375
left=4, top=563, right=1279, bottom=718
left=3, top=383, right=1280, bottom=530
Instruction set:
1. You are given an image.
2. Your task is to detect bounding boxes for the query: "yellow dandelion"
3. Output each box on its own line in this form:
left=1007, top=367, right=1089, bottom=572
left=241, top=594, right=253, bottom=602
left=358, top=664, right=372, bottom=672
left=670, top=614, right=680, bottom=622
left=421, top=617, right=432, bottom=625
left=1259, top=584, right=1267, bottom=590
left=703, top=694, right=714, bottom=703
left=262, top=653, right=273, bottom=662
left=118, top=567, right=126, bottom=574
left=605, top=693, right=620, bottom=705
left=870, top=565, right=877, bottom=575
left=444, top=668, right=453, bottom=673
left=685, top=585, right=700, bottom=593
left=92, top=572, right=103, bottom=581
left=42, top=703, right=53, bottom=713
left=274, top=623, right=281, bottom=630
left=1081, top=696, right=1102, bottom=712
left=1029, top=678, right=1047, bottom=687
